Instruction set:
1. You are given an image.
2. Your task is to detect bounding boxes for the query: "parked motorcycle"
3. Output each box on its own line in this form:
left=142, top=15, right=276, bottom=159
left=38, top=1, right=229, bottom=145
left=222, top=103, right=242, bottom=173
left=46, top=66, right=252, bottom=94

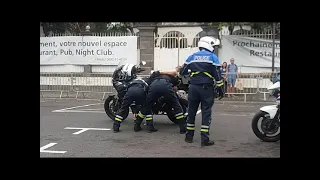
left=251, top=76, right=280, bottom=142
left=104, top=61, right=188, bottom=125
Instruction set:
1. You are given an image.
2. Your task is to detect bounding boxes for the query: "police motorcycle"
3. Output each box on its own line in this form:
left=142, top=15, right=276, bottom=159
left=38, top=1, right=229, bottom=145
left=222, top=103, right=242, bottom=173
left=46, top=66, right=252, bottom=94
left=104, top=60, right=188, bottom=125
left=251, top=73, right=280, bottom=142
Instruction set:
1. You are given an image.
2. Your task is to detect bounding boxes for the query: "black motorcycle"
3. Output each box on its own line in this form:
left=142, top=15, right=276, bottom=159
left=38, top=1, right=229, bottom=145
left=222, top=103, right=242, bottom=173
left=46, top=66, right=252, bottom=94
left=104, top=91, right=188, bottom=124
left=104, top=61, right=189, bottom=125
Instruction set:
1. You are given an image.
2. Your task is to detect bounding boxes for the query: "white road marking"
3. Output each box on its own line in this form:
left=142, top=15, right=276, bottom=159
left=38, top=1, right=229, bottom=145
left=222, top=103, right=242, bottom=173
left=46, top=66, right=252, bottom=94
left=72, top=129, right=89, bottom=135
left=52, top=103, right=102, bottom=112
left=53, top=110, right=105, bottom=113
left=53, top=109, right=133, bottom=114
left=75, top=108, right=104, bottom=111
left=64, top=127, right=111, bottom=135
left=40, top=143, right=67, bottom=154
left=55, top=109, right=254, bottom=117
left=215, top=113, right=255, bottom=117
left=40, top=100, right=53, bottom=103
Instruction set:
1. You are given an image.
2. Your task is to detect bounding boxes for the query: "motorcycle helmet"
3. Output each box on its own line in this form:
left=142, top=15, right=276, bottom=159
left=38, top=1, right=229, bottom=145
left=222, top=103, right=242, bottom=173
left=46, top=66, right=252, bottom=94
left=198, top=36, right=220, bottom=52
left=121, top=63, right=138, bottom=81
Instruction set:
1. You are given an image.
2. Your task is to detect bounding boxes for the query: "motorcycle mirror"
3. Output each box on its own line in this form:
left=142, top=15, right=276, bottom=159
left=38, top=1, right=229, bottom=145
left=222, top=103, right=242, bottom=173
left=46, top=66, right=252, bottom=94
left=214, top=39, right=220, bottom=46
left=140, top=61, right=146, bottom=66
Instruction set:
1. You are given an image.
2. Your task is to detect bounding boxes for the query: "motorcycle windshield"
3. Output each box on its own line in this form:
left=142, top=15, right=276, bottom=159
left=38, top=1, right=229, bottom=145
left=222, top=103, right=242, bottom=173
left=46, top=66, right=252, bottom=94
left=116, top=58, right=128, bottom=69
left=113, top=58, right=129, bottom=73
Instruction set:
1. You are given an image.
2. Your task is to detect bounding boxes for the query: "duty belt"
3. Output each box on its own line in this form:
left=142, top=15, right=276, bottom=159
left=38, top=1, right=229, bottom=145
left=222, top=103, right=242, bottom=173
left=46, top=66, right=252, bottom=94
left=190, top=71, right=223, bottom=87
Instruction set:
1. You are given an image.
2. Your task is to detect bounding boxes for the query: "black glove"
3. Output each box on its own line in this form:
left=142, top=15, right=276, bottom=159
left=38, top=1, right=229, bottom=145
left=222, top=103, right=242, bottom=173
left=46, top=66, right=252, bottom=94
left=150, top=70, right=160, bottom=79
left=216, top=80, right=225, bottom=100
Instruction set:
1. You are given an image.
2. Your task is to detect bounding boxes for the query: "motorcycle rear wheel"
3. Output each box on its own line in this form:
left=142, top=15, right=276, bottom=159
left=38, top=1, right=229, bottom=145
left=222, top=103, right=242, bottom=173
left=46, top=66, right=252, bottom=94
left=165, top=98, right=188, bottom=124
left=251, top=111, right=280, bottom=142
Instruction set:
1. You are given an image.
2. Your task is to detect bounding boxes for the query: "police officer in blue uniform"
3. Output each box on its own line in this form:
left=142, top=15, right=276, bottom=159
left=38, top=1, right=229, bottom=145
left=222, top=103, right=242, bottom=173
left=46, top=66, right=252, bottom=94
left=112, top=63, right=149, bottom=133
left=134, top=71, right=187, bottom=133
left=179, top=36, right=225, bottom=146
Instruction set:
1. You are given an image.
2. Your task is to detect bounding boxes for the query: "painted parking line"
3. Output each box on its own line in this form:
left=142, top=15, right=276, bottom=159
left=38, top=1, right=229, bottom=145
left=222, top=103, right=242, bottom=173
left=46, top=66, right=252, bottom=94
left=52, top=103, right=103, bottom=112
left=64, top=127, right=111, bottom=135
left=54, top=109, right=254, bottom=116
left=52, top=104, right=254, bottom=117
left=74, top=108, right=104, bottom=111
left=40, top=143, right=67, bottom=154
left=216, top=113, right=255, bottom=116
left=54, top=110, right=106, bottom=113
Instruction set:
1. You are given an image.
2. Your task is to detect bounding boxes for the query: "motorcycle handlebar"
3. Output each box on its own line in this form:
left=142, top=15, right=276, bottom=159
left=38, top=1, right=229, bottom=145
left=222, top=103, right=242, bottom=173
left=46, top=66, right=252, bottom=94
left=136, top=67, right=146, bottom=73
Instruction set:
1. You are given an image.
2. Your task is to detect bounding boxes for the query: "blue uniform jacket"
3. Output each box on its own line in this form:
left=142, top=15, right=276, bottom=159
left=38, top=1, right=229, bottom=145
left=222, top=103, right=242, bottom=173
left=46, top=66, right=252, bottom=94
left=179, top=50, right=222, bottom=85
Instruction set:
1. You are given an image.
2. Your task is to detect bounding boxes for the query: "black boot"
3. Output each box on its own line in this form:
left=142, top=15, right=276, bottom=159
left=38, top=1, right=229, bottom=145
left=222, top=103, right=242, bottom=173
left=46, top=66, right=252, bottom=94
left=113, top=124, right=120, bottom=133
left=185, top=135, right=193, bottom=143
left=134, top=123, right=142, bottom=132
left=179, top=124, right=186, bottom=134
left=147, top=126, right=158, bottom=133
left=201, top=139, right=215, bottom=146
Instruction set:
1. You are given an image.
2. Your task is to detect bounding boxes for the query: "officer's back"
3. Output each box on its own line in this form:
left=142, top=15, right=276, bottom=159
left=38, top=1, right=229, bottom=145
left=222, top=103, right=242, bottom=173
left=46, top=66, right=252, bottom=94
left=185, top=50, right=218, bottom=85
left=152, top=74, right=179, bottom=87
left=179, top=36, right=224, bottom=146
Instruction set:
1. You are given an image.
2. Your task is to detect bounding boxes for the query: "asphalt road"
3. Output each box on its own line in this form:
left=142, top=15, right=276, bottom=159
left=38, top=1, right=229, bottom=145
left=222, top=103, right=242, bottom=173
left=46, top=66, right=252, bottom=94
left=40, top=99, right=280, bottom=157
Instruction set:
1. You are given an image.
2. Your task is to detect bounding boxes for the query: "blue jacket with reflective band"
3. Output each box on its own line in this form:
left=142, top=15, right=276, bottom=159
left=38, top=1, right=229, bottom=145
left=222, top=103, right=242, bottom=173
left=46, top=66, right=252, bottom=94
left=179, top=50, right=222, bottom=85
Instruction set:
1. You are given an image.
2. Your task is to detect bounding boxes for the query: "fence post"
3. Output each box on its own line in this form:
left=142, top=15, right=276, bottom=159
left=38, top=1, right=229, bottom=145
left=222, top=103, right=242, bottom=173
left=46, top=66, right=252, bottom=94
left=70, top=73, right=75, bottom=91
left=82, top=25, right=92, bottom=73
left=256, top=75, right=262, bottom=101
left=201, top=24, right=220, bottom=56
left=136, top=23, right=157, bottom=74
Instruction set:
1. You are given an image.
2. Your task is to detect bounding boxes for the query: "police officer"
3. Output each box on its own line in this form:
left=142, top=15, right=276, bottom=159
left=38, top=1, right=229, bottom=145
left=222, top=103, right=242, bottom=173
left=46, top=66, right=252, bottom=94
left=179, top=36, right=225, bottom=146
left=134, top=71, right=187, bottom=133
left=112, top=63, right=149, bottom=133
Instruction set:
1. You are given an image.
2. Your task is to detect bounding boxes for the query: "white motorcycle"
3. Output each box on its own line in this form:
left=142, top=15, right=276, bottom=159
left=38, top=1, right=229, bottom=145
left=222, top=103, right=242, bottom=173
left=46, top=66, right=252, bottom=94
left=251, top=81, right=280, bottom=142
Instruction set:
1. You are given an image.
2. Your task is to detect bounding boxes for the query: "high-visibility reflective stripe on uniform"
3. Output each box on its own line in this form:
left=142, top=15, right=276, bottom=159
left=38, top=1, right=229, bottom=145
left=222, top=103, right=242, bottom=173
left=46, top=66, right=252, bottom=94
left=200, top=125, right=210, bottom=132
left=187, top=123, right=195, bottom=130
left=137, top=112, right=145, bottom=119
left=145, top=115, right=153, bottom=121
left=115, top=115, right=123, bottom=122
left=177, top=72, right=182, bottom=78
left=216, top=80, right=224, bottom=87
left=190, top=71, right=213, bottom=79
left=175, top=112, right=184, bottom=120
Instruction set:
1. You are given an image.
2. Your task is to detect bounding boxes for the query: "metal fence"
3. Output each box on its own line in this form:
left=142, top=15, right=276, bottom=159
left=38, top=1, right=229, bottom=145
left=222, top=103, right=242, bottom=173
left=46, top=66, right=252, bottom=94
left=40, top=29, right=279, bottom=102
left=40, top=72, right=275, bottom=102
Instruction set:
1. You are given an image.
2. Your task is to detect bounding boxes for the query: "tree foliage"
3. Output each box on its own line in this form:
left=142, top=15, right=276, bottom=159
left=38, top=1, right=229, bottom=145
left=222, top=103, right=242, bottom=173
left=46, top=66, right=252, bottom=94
left=209, top=22, right=280, bottom=35
left=40, top=22, right=134, bottom=36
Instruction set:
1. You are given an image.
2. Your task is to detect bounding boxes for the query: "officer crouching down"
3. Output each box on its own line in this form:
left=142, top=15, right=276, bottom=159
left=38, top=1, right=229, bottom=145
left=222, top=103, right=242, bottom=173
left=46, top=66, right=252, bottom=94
left=112, top=63, right=149, bottom=133
left=179, top=36, right=225, bottom=146
left=134, top=70, right=187, bottom=133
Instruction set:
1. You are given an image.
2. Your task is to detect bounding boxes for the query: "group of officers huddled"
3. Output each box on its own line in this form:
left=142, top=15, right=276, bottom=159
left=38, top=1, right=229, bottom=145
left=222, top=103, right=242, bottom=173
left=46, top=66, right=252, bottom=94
left=111, top=36, right=225, bottom=146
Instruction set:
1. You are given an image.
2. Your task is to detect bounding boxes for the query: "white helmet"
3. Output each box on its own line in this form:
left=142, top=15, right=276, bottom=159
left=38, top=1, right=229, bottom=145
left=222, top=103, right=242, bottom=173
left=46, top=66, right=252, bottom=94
left=198, top=36, right=220, bottom=52
left=120, top=63, right=137, bottom=81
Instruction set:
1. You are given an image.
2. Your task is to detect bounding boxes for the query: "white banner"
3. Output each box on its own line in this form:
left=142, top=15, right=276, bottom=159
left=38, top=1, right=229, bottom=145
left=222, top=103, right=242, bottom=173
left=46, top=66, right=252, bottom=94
left=40, top=36, right=137, bottom=65
left=219, top=35, right=280, bottom=73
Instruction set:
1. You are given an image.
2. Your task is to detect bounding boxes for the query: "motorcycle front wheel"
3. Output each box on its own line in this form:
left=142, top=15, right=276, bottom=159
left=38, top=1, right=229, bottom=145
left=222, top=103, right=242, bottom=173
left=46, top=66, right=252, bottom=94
left=104, top=96, right=129, bottom=121
left=251, top=111, right=280, bottom=142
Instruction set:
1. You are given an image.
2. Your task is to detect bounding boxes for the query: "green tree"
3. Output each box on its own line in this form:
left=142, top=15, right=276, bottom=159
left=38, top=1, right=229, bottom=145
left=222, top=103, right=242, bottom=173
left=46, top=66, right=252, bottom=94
left=41, top=22, right=134, bottom=36
left=213, top=22, right=279, bottom=35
